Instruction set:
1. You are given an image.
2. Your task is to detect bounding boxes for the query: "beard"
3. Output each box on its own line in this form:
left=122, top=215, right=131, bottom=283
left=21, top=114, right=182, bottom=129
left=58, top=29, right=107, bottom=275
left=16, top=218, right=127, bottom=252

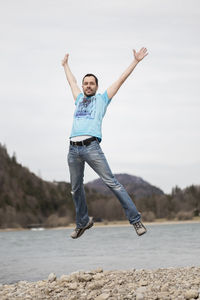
left=84, top=89, right=96, bottom=97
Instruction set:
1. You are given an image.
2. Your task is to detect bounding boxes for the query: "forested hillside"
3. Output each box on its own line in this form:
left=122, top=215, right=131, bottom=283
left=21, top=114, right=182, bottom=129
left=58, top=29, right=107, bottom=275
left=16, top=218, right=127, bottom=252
left=0, top=144, right=74, bottom=228
left=0, top=143, right=200, bottom=228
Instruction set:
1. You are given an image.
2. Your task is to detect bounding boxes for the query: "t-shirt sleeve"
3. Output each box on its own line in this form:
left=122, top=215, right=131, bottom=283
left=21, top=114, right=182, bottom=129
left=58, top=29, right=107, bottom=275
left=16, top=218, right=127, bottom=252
left=75, top=93, right=83, bottom=106
left=102, top=91, right=112, bottom=105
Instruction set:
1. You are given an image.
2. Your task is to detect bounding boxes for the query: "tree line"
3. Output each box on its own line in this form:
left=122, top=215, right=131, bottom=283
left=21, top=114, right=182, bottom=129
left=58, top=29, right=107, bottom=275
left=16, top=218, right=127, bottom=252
left=0, top=143, right=199, bottom=228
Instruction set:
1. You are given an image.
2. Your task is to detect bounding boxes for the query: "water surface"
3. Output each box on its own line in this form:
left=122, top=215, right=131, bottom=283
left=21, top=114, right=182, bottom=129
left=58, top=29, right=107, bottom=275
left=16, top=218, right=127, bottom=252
left=0, top=223, right=200, bottom=284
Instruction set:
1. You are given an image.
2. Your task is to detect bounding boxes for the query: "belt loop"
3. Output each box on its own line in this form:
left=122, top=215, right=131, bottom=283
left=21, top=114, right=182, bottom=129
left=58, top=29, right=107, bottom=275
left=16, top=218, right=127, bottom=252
left=81, top=140, right=84, bottom=146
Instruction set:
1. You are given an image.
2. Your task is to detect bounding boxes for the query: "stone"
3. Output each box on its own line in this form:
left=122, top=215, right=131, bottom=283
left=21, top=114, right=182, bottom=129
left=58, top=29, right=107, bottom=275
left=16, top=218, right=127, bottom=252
left=88, top=290, right=98, bottom=299
left=118, top=279, right=124, bottom=285
left=68, top=282, right=78, bottom=290
left=88, top=280, right=104, bottom=290
left=136, top=293, right=144, bottom=300
left=60, top=274, right=71, bottom=282
left=37, top=281, right=46, bottom=287
left=136, top=286, right=147, bottom=293
left=69, top=296, right=78, bottom=300
left=78, top=274, right=93, bottom=282
left=185, top=289, right=199, bottom=299
left=161, top=283, right=169, bottom=292
left=18, top=281, right=28, bottom=285
left=95, top=293, right=110, bottom=300
left=94, top=268, right=103, bottom=273
left=48, top=273, right=56, bottom=283
left=139, top=280, right=148, bottom=286
left=93, top=273, right=104, bottom=280
left=158, top=291, right=172, bottom=299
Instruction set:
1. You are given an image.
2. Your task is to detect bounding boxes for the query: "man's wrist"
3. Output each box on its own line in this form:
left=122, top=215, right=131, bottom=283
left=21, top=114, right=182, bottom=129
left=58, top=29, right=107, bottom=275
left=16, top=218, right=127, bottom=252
left=133, top=58, right=139, bottom=64
left=63, top=63, right=69, bottom=68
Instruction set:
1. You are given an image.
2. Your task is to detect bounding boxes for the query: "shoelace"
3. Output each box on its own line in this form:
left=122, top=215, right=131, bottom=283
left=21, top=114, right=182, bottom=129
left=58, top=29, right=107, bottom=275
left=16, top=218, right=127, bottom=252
left=134, top=222, right=142, bottom=229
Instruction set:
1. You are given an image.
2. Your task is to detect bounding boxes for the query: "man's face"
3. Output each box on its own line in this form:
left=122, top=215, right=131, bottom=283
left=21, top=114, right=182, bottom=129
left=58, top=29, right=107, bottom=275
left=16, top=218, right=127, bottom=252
left=82, top=76, right=98, bottom=97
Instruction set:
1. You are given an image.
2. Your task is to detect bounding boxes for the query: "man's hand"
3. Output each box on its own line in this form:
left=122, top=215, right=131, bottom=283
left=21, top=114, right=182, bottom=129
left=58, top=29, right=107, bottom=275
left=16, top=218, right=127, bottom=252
left=106, top=47, right=148, bottom=100
left=62, top=53, right=69, bottom=66
left=133, top=47, right=148, bottom=62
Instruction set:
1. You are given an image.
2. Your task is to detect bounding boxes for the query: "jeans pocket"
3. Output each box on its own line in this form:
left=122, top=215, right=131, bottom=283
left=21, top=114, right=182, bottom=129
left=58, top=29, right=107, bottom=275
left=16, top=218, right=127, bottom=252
left=86, top=140, right=98, bottom=150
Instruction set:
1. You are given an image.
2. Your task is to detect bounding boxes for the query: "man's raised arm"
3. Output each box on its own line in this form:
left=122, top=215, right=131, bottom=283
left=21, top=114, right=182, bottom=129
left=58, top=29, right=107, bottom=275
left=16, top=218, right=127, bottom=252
left=62, top=53, right=81, bottom=100
left=106, top=47, right=148, bottom=100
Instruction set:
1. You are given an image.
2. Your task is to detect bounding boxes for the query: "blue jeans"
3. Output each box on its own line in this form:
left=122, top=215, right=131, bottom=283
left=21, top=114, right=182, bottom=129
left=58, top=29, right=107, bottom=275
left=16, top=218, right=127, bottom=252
left=67, top=140, right=141, bottom=228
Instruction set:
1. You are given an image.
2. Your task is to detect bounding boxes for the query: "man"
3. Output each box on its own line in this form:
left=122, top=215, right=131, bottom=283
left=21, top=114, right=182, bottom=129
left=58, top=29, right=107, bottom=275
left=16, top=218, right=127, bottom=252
left=62, top=47, right=148, bottom=239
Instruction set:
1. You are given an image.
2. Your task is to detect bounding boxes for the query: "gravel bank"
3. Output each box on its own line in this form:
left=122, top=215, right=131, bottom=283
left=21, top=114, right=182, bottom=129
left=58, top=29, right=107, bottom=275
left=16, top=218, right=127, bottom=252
left=1, top=267, right=200, bottom=300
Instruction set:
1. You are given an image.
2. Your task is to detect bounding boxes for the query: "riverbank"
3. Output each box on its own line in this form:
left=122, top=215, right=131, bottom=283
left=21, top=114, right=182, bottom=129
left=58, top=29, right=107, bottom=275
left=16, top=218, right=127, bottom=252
left=1, top=267, right=200, bottom=299
left=1, top=218, right=200, bottom=232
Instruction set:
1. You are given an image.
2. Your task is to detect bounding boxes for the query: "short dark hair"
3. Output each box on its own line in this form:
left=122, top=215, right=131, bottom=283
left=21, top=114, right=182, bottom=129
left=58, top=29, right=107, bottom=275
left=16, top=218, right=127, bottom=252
left=82, top=74, right=98, bottom=86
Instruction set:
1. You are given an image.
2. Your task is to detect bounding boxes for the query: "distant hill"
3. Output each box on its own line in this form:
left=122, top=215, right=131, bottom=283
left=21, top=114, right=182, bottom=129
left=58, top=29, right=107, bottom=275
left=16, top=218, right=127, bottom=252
left=86, top=173, right=164, bottom=199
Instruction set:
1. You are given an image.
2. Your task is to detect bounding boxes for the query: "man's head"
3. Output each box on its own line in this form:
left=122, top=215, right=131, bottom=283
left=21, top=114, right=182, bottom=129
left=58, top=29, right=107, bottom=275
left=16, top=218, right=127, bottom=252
left=82, top=74, right=98, bottom=97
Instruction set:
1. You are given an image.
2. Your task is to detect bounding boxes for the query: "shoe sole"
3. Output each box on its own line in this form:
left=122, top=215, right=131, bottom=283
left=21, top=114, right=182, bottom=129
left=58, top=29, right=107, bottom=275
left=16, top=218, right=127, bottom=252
left=136, top=228, right=147, bottom=236
left=71, top=219, right=94, bottom=239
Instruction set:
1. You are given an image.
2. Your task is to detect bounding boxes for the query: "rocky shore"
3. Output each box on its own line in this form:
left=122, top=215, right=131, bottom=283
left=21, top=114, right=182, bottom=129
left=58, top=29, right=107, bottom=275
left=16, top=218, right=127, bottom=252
left=1, top=267, right=200, bottom=300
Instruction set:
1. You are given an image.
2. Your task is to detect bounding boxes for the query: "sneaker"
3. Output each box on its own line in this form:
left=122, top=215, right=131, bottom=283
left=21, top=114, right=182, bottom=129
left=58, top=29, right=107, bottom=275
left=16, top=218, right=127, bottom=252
left=70, top=217, right=94, bottom=239
left=133, top=221, right=147, bottom=236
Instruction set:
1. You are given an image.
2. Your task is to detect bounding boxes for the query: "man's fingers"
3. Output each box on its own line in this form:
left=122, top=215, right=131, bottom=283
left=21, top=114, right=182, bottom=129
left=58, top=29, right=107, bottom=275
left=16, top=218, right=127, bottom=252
left=140, top=47, right=147, bottom=53
left=134, top=47, right=148, bottom=55
left=140, top=48, right=148, bottom=58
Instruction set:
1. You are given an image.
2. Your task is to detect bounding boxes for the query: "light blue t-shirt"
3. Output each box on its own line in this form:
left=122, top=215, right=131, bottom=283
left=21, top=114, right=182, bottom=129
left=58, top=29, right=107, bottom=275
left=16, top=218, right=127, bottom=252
left=70, top=91, right=111, bottom=141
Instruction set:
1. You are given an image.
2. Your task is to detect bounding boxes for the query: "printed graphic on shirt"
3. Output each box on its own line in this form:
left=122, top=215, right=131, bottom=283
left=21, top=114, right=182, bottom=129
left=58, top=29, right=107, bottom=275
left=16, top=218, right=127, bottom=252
left=75, top=96, right=96, bottom=119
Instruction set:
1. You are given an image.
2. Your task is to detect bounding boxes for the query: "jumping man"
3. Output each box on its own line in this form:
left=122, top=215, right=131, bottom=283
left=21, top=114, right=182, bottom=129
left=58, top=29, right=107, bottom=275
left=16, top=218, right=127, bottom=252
left=62, top=47, right=148, bottom=238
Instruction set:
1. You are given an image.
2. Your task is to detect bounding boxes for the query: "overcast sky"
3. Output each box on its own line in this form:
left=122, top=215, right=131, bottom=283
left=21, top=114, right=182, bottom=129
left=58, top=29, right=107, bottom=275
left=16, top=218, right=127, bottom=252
left=0, top=0, right=200, bottom=193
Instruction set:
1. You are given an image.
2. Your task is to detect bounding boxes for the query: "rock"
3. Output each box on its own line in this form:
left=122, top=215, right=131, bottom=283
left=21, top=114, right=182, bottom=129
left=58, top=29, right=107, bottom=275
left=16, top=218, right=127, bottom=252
left=69, top=296, right=78, bottom=300
left=95, top=293, right=110, bottom=300
left=136, top=293, right=144, bottom=300
left=78, top=274, right=93, bottom=282
left=126, top=295, right=134, bottom=300
left=157, top=292, right=170, bottom=299
left=93, top=273, right=104, bottom=280
left=88, top=280, right=104, bottom=290
left=69, top=273, right=79, bottom=282
left=94, top=268, right=103, bottom=273
left=136, top=286, right=147, bottom=293
left=60, top=274, right=71, bottom=282
left=161, top=283, right=169, bottom=292
left=88, top=290, right=98, bottom=299
left=68, top=282, right=78, bottom=290
left=185, top=289, right=199, bottom=299
left=18, top=281, right=28, bottom=285
left=48, top=273, right=56, bottom=282
left=139, top=280, right=148, bottom=286
left=118, top=279, right=124, bottom=285
left=37, top=281, right=46, bottom=287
